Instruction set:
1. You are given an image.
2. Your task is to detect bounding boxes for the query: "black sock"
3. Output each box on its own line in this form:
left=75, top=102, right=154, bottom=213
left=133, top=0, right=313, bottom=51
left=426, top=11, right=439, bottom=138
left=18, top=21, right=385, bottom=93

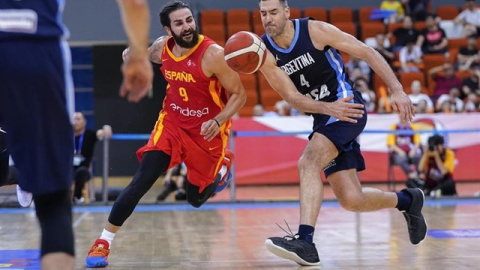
left=298, top=224, right=315, bottom=244
left=396, top=190, right=412, bottom=211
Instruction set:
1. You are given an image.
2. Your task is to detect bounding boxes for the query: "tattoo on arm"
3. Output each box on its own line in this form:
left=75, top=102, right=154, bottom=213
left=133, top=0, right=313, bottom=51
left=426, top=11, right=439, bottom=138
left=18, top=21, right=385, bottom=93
left=148, top=37, right=166, bottom=64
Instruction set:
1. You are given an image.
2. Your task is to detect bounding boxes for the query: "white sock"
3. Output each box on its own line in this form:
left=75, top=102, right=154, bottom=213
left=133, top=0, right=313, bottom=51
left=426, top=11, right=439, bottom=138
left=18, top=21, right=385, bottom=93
left=100, top=229, right=116, bottom=246
left=219, top=165, right=227, bottom=179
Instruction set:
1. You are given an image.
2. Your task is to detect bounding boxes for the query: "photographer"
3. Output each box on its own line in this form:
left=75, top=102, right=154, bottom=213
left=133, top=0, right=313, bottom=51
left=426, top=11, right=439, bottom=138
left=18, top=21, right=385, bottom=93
left=418, top=135, right=457, bottom=197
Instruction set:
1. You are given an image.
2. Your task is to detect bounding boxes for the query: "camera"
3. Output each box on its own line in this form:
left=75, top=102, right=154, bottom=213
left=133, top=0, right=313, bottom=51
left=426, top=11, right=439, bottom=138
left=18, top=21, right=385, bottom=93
left=428, top=135, right=444, bottom=151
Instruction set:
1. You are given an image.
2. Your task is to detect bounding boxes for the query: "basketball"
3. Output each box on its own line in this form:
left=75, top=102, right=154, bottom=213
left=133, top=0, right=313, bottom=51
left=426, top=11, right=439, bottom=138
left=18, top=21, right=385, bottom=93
left=224, top=31, right=267, bottom=74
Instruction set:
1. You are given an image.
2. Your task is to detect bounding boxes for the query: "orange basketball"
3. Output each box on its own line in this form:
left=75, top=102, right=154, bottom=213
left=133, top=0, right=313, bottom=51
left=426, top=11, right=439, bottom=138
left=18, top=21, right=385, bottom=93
left=224, top=31, right=267, bottom=74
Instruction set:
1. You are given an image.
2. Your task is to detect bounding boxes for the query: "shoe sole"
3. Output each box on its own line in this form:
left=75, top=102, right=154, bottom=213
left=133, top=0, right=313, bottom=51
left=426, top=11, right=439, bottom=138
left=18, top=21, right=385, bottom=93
left=403, top=188, right=428, bottom=245
left=86, top=257, right=108, bottom=268
left=16, top=186, right=33, bottom=207
left=265, top=239, right=320, bottom=266
left=415, top=188, right=428, bottom=245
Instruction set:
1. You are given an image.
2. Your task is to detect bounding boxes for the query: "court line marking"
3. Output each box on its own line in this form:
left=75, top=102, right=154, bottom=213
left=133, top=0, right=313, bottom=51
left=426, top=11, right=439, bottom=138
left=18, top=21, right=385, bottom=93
left=0, top=198, right=478, bottom=214
left=73, top=212, right=88, bottom=227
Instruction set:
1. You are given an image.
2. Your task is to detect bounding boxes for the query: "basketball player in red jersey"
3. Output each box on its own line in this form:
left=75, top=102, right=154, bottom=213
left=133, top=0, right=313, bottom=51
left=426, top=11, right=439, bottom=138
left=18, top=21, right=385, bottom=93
left=86, top=1, right=367, bottom=267
left=85, top=1, right=247, bottom=267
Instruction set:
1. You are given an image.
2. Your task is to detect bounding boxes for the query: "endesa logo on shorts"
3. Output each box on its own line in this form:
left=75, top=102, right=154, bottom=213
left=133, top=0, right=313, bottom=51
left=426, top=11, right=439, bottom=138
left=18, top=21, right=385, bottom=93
left=170, top=103, right=209, bottom=117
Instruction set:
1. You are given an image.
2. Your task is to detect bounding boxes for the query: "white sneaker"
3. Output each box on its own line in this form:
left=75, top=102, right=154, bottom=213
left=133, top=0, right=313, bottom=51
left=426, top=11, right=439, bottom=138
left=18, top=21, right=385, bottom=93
left=73, top=197, right=85, bottom=204
left=16, top=185, right=33, bottom=207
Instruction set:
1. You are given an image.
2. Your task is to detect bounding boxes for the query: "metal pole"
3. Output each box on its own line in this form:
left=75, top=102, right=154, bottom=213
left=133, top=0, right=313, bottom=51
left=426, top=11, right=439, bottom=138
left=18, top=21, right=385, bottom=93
left=102, top=137, right=110, bottom=204
left=229, top=131, right=236, bottom=202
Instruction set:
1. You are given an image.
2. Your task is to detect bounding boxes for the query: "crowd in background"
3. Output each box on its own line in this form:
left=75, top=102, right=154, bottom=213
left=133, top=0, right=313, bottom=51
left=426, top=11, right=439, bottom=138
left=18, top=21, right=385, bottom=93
left=253, top=0, right=480, bottom=116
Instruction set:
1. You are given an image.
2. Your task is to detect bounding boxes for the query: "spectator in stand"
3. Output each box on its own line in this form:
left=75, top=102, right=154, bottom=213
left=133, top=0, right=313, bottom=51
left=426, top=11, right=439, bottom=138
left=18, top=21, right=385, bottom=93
left=274, top=100, right=292, bottom=116
left=417, top=14, right=448, bottom=54
left=464, top=92, right=480, bottom=111
left=374, top=33, right=395, bottom=68
left=428, top=63, right=462, bottom=101
left=454, top=0, right=480, bottom=37
left=401, top=0, right=430, bottom=21
left=365, top=32, right=391, bottom=49
left=415, top=99, right=431, bottom=113
left=457, top=36, right=479, bottom=69
left=72, top=112, right=112, bottom=204
left=408, top=80, right=434, bottom=112
left=435, top=87, right=465, bottom=112
left=387, top=117, right=422, bottom=185
left=389, top=16, right=420, bottom=52
left=459, top=52, right=480, bottom=71
left=399, top=41, right=423, bottom=72
left=418, top=135, right=456, bottom=198
left=345, top=56, right=371, bottom=82
left=354, top=77, right=376, bottom=113
left=380, top=0, right=405, bottom=23
left=252, top=103, right=278, bottom=117
left=461, top=63, right=480, bottom=99
left=253, top=104, right=265, bottom=116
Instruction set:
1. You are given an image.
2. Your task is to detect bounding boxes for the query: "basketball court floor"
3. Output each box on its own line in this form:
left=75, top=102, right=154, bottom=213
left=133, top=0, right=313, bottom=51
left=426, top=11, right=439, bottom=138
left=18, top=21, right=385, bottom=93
left=0, top=186, right=479, bottom=270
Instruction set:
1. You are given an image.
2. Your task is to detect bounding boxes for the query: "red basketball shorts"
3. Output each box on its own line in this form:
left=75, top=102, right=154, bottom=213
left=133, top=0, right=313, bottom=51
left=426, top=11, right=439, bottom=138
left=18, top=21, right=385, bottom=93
left=137, top=112, right=231, bottom=193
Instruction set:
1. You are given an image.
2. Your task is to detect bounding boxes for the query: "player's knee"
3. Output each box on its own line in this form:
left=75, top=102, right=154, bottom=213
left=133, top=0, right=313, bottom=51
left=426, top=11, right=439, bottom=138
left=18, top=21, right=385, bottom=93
left=297, top=155, right=314, bottom=172
left=338, top=194, right=364, bottom=212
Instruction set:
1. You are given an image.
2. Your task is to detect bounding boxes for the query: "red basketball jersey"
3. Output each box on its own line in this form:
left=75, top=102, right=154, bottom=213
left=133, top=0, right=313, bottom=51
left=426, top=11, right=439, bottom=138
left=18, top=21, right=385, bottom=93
left=159, top=35, right=228, bottom=130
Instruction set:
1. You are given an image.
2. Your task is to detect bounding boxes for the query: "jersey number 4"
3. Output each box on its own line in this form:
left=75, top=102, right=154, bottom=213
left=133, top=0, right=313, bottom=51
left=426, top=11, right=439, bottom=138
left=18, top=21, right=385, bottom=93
left=300, top=74, right=310, bottom=88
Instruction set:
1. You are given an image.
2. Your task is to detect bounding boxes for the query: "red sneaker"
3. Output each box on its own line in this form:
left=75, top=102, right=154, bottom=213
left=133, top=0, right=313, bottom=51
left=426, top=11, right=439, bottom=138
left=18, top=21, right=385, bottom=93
left=216, top=149, right=235, bottom=193
left=86, top=239, right=110, bottom=268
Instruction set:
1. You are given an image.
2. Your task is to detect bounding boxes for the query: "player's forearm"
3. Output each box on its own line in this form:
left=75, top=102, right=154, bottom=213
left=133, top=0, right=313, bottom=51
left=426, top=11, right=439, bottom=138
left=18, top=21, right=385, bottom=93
left=116, top=0, right=150, bottom=58
left=418, top=154, right=427, bottom=172
left=363, top=47, right=403, bottom=94
left=434, top=155, right=448, bottom=175
left=262, top=67, right=328, bottom=115
left=214, top=92, right=246, bottom=125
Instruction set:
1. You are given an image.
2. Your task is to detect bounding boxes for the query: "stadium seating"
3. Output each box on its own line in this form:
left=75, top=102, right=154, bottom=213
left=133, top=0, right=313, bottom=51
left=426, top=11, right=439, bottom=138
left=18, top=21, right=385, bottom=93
left=195, top=4, right=467, bottom=108
left=304, top=7, right=327, bottom=21
left=399, top=72, right=426, bottom=94
left=360, top=21, right=386, bottom=40
left=436, top=5, right=460, bottom=20
left=333, top=22, right=357, bottom=37
left=226, top=9, right=252, bottom=37
left=200, top=10, right=226, bottom=45
left=329, top=7, right=354, bottom=24
left=358, top=6, right=378, bottom=23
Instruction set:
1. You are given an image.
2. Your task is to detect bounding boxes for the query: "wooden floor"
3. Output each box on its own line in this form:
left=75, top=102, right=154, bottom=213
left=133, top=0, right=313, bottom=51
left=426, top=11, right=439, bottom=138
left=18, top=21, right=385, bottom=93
left=0, top=191, right=479, bottom=269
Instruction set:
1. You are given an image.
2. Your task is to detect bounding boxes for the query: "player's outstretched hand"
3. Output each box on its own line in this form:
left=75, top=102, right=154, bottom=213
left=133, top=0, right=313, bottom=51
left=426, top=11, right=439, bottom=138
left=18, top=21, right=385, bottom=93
left=390, top=91, right=415, bottom=124
left=327, top=95, right=365, bottom=123
left=200, top=119, right=220, bottom=141
left=119, top=53, right=153, bottom=103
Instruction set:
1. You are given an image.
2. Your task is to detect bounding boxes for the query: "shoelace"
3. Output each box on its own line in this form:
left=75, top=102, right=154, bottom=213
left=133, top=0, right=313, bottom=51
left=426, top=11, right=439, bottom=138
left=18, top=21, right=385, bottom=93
left=89, top=245, right=109, bottom=257
left=276, top=220, right=299, bottom=240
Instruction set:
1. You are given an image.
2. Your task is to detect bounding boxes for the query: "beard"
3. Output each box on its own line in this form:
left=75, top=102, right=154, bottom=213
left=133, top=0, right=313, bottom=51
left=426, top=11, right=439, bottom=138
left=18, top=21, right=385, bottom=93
left=172, top=27, right=199, bottom=48
left=265, top=21, right=286, bottom=38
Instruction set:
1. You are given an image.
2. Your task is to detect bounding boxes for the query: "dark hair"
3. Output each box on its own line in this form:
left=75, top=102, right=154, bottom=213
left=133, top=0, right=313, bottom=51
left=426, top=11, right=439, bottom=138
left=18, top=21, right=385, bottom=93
left=258, top=0, right=288, bottom=8
left=428, top=135, right=444, bottom=147
left=354, top=77, right=368, bottom=85
left=159, top=1, right=193, bottom=28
